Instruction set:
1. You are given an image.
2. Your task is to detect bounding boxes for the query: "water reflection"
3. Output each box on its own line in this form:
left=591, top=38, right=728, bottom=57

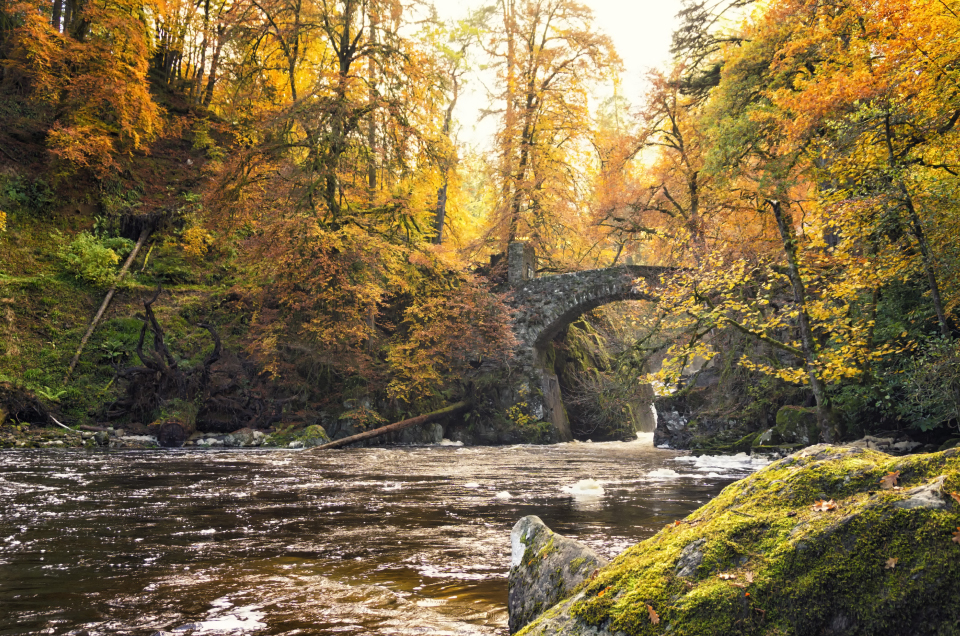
left=0, top=438, right=763, bottom=635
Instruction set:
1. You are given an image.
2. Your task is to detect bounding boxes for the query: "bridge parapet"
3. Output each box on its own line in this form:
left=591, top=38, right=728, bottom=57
left=510, top=265, right=667, bottom=354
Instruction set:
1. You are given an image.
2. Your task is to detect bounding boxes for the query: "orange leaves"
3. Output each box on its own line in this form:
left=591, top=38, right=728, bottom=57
left=384, top=277, right=517, bottom=403
left=880, top=471, right=900, bottom=490
left=811, top=499, right=838, bottom=512
left=646, top=604, right=660, bottom=625
left=952, top=528, right=960, bottom=546
left=8, top=0, right=161, bottom=176
left=46, top=125, right=120, bottom=179
left=597, top=586, right=612, bottom=597
left=949, top=492, right=960, bottom=505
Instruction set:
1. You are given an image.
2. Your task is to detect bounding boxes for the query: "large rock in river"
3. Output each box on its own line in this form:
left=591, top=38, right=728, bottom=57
left=509, top=515, right=608, bottom=633
left=517, top=445, right=960, bottom=636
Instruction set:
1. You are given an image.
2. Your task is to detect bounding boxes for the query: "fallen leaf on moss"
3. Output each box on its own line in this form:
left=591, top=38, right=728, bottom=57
left=953, top=528, right=960, bottom=545
left=647, top=604, right=660, bottom=625
left=885, top=557, right=898, bottom=569
left=597, top=586, right=611, bottom=597
left=812, top=499, right=838, bottom=512
left=718, top=573, right=736, bottom=580
left=745, top=571, right=754, bottom=583
left=880, top=471, right=900, bottom=490
left=950, top=492, right=960, bottom=505
left=674, top=520, right=681, bottom=527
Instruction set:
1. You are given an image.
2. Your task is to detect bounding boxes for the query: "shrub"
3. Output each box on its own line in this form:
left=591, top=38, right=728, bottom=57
left=57, top=232, right=132, bottom=287
left=896, top=336, right=960, bottom=432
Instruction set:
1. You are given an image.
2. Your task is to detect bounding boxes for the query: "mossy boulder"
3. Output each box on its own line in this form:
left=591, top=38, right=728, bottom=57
left=518, top=445, right=960, bottom=636
left=774, top=405, right=821, bottom=445
left=509, top=515, right=608, bottom=633
left=297, top=424, right=331, bottom=447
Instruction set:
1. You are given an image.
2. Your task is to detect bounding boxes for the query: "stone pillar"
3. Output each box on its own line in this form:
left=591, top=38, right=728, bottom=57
left=541, top=371, right=572, bottom=441
left=508, top=241, right=536, bottom=284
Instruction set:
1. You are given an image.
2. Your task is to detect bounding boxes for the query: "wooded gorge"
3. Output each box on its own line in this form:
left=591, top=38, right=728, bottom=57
left=1, top=0, right=960, bottom=450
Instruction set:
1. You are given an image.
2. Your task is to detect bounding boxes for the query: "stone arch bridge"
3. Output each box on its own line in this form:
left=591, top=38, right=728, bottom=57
left=500, top=242, right=669, bottom=441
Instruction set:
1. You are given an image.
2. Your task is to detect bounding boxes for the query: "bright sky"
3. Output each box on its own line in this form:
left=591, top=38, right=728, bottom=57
left=430, top=0, right=686, bottom=149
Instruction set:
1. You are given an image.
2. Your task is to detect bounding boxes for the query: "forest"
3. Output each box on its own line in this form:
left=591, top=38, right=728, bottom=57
left=1, top=0, right=959, bottom=451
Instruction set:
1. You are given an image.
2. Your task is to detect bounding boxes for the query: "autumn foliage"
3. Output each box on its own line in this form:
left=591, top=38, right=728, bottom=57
left=1, top=0, right=959, bottom=433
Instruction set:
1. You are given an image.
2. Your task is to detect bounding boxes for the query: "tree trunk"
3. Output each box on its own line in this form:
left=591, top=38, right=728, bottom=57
left=311, top=401, right=470, bottom=450
left=193, top=0, right=210, bottom=104
left=202, top=31, right=224, bottom=107
left=51, top=0, right=63, bottom=31
left=367, top=15, right=377, bottom=191
left=62, top=0, right=73, bottom=35
left=884, top=113, right=950, bottom=337
left=769, top=199, right=833, bottom=442
left=902, top=185, right=951, bottom=337
left=434, top=73, right=459, bottom=244
left=434, top=180, right=448, bottom=244
left=64, top=227, right=151, bottom=383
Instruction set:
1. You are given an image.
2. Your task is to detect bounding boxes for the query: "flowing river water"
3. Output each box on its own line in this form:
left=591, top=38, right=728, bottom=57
left=0, top=435, right=769, bottom=636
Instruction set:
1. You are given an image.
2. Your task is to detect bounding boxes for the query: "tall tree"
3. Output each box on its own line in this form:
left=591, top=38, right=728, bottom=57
left=485, top=0, right=618, bottom=265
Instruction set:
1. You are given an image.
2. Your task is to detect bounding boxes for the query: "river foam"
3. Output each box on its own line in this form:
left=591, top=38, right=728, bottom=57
left=561, top=478, right=605, bottom=497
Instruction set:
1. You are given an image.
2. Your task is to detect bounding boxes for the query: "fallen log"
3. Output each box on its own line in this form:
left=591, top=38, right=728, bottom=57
left=311, top=401, right=470, bottom=450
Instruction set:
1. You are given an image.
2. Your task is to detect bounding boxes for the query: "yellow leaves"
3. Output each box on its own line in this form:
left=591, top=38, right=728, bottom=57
left=182, top=227, right=214, bottom=259
left=880, top=471, right=900, bottom=490
left=811, top=499, right=838, bottom=512
left=0, top=210, right=6, bottom=233
left=885, top=557, right=898, bottom=569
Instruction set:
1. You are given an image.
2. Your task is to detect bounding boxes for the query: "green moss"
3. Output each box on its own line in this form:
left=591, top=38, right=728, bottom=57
left=774, top=405, right=820, bottom=445
left=519, top=445, right=960, bottom=636
left=539, top=534, right=557, bottom=558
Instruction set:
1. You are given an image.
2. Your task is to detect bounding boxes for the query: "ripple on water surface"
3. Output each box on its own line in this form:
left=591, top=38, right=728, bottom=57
left=0, top=439, right=765, bottom=635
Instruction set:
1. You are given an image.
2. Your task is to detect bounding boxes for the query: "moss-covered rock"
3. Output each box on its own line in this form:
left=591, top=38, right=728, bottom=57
left=774, top=405, right=820, bottom=445
left=518, top=445, right=960, bottom=636
left=509, top=515, right=608, bottom=633
left=297, top=424, right=331, bottom=448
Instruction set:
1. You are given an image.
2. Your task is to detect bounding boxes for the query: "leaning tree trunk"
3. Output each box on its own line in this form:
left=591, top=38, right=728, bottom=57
left=769, top=199, right=833, bottom=442
left=64, top=227, right=151, bottom=383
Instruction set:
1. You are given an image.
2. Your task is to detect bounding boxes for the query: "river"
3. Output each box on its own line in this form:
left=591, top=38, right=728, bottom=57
left=0, top=435, right=769, bottom=635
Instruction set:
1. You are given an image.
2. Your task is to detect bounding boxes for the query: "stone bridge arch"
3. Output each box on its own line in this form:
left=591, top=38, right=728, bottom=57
left=501, top=243, right=668, bottom=441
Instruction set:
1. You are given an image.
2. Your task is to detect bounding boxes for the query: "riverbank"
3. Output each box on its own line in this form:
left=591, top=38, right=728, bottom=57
left=0, top=421, right=325, bottom=449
